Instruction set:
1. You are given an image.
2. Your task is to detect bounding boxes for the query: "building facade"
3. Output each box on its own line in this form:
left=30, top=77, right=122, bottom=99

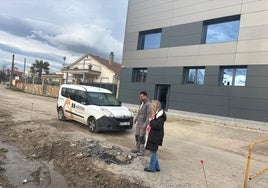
left=62, top=52, right=121, bottom=85
left=119, top=0, right=268, bottom=122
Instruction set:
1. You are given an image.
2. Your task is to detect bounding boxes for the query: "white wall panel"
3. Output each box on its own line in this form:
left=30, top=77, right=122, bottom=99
left=235, top=52, right=268, bottom=65
left=124, top=49, right=169, bottom=59
left=237, top=39, right=268, bottom=53
left=167, top=45, right=200, bottom=57
left=240, top=10, right=268, bottom=27
left=172, top=4, right=241, bottom=26
left=173, top=1, right=241, bottom=18
left=197, top=54, right=236, bottom=66
left=123, top=57, right=167, bottom=68
left=166, top=56, right=198, bottom=66
left=242, top=0, right=268, bottom=13
left=199, top=42, right=237, bottom=55
left=239, top=25, right=268, bottom=40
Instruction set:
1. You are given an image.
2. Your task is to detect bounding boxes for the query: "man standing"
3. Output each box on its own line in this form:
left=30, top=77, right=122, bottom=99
left=131, top=91, right=151, bottom=156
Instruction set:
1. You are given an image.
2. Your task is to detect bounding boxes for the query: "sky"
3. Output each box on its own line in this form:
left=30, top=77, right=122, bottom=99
left=0, top=0, right=128, bottom=72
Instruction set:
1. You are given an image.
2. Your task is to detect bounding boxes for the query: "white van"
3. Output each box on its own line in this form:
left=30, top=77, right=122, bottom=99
left=57, top=84, right=133, bottom=132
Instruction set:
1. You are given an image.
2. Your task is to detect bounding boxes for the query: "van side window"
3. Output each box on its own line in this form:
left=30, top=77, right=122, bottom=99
left=61, top=87, right=74, bottom=99
left=69, top=89, right=76, bottom=100
left=76, top=91, right=89, bottom=104
left=61, top=87, right=67, bottom=97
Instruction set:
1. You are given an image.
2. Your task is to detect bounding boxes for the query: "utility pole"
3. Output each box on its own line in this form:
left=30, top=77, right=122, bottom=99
left=63, top=56, right=69, bottom=84
left=23, top=58, right=26, bottom=77
left=9, top=54, right=15, bottom=89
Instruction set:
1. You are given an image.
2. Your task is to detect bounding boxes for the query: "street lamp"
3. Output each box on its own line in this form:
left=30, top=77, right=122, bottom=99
left=63, top=56, right=69, bottom=84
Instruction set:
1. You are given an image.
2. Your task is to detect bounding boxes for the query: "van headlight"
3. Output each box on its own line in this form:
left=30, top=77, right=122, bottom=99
left=101, top=108, right=113, bottom=117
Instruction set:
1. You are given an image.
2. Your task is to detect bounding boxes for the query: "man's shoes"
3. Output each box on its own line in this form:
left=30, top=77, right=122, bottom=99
left=156, top=169, right=160, bottom=172
left=144, top=167, right=154, bottom=172
left=131, top=149, right=139, bottom=153
left=137, top=152, right=144, bottom=156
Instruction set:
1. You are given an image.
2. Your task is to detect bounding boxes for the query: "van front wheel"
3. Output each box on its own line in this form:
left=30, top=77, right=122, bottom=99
left=58, top=108, right=66, bottom=121
left=88, top=117, right=98, bottom=133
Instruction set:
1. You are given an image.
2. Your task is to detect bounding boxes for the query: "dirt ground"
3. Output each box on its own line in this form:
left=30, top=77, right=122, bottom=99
left=0, top=85, right=268, bottom=188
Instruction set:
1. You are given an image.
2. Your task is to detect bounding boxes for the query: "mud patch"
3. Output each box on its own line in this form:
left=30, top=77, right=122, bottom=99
left=0, top=146, right=14, bottom=188
left=0, top=142, right=67, bottom=188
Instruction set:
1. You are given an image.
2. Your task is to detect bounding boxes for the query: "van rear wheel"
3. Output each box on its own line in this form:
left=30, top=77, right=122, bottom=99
left=88, top=117, right=98, bottom=133
left=58, top=108, right=66, bottom=121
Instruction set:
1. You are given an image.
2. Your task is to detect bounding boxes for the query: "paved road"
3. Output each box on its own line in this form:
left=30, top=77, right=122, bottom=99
left=0, top=85, right=268, bottom=188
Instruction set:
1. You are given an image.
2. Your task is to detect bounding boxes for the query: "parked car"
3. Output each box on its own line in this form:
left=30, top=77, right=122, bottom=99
left=57, top=84, right=133, bottom=132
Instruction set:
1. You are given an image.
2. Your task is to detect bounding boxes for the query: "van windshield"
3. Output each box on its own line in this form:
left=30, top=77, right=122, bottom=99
left=87, top=92, right=121, bottom=106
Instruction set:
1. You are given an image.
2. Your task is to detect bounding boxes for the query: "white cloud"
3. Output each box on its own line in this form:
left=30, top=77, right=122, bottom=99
left=0, top=0, right=128, bottom=72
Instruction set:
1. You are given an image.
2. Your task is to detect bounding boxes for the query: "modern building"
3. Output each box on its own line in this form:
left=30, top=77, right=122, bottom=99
left=119, top=0, right=268, bottom=122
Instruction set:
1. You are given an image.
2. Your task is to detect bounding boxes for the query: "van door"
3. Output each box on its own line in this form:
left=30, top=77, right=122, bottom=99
left=62, top=88, right=75, bottom=119
left=71, top=90, right=88, bottom=123
left=62, top=88, right=85, bottom=123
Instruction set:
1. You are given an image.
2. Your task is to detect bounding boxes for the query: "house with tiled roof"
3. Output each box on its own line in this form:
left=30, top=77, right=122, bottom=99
left=61, top=52, right=121, bottom=85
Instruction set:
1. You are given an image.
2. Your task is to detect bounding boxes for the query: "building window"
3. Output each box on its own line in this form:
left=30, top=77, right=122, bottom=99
left=137, top=29, right=162, bottom=50
left=183, top=67, right=205, bottom=85
left=203, top=15, right=240, bottom=44
left=132, top=68, right=147, bottom=82
left=219, top=66, right=247, bottom=86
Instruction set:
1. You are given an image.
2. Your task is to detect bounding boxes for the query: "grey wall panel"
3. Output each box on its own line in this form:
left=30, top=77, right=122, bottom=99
left=161, top=34, right=202, bottom=47
left=229, top=97, right=268, bottom=111
left=175, top=85, right=232, bottom=97
left=205, top=66, right=220, bottom=86
left=161, top=21, right=203, bottom=48
left=119, top=65, right=268, bottom=122
left=205, top=75, right=219, bottom=86
left=147, top=67, right=181, bottom=84
left=231, top=87, right=268, bottom=99
left=229, top=108, right=268, bottom=122
left=169, top=101, right=229, bottom=116
left=162, top=22, right=203, bottom=37
left=246, top=76, right=268, bottom=88
left=172, top=93, right=230, bottom=106
left=247, top=65, right=268, bottom=76
left=205, top=66, right=219, bottom=75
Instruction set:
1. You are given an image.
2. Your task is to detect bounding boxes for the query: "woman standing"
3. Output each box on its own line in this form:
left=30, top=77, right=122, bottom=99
left=144, top=100, right=166, bottom=172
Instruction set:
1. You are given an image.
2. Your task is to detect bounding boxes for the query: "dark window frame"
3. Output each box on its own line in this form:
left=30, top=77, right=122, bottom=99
left=137, top=28, right=162, bottom=50
left=132, top=68, right=147, bottom=82
left=201, top=15, right=240, bottom=44
left=183, top=67, right=206, bottom=85
left=219, top=65, right=247, bottom=86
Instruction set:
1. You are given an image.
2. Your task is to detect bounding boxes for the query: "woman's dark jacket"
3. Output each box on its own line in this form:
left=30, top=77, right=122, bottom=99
left=145, top=109, right=166, bottom=151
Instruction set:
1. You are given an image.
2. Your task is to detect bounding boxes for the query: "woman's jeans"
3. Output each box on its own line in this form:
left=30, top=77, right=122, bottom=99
left=148, top=150, right=160, bottom=171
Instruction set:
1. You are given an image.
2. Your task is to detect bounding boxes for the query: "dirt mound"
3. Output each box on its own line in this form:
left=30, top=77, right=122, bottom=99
left=0, top=120, right=146, bottom=188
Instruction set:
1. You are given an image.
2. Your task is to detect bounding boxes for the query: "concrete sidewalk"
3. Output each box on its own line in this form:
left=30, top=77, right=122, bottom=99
left=124, top=103, right=268, bottom=132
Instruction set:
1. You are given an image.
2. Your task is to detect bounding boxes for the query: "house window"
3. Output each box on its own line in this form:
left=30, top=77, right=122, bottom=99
left=184, top=67, right=205, bottom=85
left=132, top=68, right=147, bottom=82
left=203, top=15, right=240, bottom=44
left=137, top=29, right=162, bottom=50
left=220, top=66, right=247, bottom=86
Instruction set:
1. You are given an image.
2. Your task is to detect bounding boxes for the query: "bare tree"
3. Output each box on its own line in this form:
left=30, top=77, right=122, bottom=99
left=0, top=64, right=7, bottom=82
